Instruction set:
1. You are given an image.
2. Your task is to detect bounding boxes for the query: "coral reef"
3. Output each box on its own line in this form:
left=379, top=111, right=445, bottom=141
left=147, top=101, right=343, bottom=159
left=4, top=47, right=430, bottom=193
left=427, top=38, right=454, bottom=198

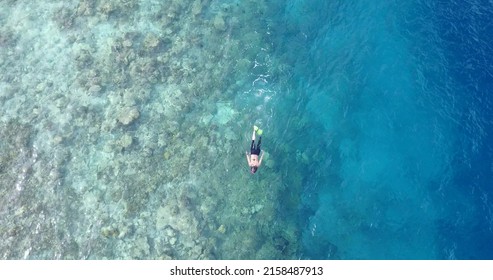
left=0, top=0, right=301, bottom=260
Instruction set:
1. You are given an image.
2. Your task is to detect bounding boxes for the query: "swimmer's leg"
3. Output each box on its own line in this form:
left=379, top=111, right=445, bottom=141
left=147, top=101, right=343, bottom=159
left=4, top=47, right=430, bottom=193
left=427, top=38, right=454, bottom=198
left=251, top=126, right=256, bottom=151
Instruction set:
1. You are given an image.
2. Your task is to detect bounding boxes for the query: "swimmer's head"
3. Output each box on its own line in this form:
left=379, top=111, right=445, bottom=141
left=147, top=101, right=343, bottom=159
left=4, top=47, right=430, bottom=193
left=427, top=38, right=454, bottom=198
left=250, top=166, right=258, bottom=174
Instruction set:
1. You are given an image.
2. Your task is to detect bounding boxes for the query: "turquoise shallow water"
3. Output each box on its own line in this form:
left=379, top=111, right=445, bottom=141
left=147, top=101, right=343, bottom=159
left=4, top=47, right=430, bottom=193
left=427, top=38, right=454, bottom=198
left=1, top=0, right=492, bottom=259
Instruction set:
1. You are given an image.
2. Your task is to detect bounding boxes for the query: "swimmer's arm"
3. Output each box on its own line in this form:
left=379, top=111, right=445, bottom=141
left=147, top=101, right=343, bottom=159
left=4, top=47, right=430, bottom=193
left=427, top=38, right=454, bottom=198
left=258, top=151, right=264, bottom=166
left=245, top=151, right=251, bottom=165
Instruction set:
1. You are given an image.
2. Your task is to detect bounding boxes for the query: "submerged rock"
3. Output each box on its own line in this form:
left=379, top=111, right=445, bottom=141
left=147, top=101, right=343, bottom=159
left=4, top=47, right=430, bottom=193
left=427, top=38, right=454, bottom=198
left=213, top=15, right=227, bottom=32
left=117, top=106, right=140, bottom=125
left=213, top=103, right=236, bottom=125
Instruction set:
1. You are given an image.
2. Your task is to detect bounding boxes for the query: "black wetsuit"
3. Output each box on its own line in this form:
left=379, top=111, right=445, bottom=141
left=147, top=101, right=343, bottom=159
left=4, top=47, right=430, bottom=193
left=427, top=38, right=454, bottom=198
left=250, top=137, right=262, bottom=155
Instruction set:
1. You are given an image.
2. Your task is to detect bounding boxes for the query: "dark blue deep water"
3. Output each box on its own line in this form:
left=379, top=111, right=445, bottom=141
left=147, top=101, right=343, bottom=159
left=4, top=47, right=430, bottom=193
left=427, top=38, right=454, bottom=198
left=268, top=0, right=493, bottom=259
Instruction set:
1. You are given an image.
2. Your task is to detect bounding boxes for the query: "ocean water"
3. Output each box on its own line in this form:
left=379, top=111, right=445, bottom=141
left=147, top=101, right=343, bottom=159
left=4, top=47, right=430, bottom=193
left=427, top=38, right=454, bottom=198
left=0, top=0, right=492, bottom=259
left=276, top=0, right=493, bottom=259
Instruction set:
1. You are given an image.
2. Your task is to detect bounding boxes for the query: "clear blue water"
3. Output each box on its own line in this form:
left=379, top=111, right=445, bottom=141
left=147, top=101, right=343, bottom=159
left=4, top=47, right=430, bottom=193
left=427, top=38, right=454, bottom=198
left=1, top=0, right=492, bottom=260
left=269, top=0, right=493, bottom=259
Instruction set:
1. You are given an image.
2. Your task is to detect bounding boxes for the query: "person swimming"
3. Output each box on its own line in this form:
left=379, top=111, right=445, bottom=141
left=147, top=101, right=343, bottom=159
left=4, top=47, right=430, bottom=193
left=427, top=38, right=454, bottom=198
left=246, top=125, right=264, bottom=174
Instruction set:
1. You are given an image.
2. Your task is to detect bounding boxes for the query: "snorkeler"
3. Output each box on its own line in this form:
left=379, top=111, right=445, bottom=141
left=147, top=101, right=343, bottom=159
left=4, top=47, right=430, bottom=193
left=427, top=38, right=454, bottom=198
left=246, top=125, right=264, bottom=174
